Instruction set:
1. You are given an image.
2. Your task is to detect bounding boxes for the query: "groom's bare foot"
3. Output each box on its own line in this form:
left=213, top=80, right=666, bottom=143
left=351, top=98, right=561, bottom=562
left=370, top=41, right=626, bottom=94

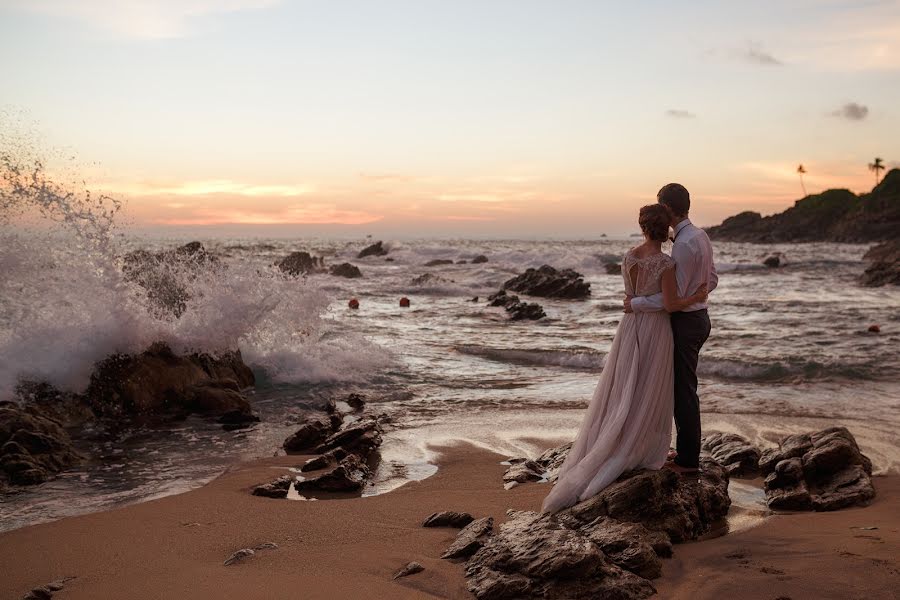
left=667, top=449, right=678, bottom=461
left=664, top=461, right=700, bottom=474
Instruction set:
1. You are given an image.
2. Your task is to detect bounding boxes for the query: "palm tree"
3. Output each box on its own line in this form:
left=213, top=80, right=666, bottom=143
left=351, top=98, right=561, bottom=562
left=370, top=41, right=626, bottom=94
left=796, top=164, right=807, bottom=196
left=868, top=157, right=885, bottom=186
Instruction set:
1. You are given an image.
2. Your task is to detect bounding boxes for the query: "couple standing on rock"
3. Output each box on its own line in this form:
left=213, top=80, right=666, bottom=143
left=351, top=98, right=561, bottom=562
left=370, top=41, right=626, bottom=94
left=542, top=183, right=717, bottom=513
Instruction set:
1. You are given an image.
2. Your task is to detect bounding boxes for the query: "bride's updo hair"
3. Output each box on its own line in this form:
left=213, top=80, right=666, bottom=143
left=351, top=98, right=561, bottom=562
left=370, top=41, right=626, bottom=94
left=639, top=204, right=671, bottom=242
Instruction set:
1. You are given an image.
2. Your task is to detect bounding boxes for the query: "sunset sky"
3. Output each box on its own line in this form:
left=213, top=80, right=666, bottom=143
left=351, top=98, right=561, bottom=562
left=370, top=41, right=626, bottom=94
left=1, top=0, right=898, bottom=237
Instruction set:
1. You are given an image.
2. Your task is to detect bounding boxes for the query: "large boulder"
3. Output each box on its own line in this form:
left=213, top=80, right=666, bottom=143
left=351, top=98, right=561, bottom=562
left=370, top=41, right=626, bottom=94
left=425, top=259, right=455, bottom=267
left=0, top=402, right=82, bottom=485
left=357, top=241, right=388, bottom=258
left=328, top=262, right=362, bottom=278
left=283, top=416, right=335, bottom=453
left=442, top=517, right=494, bottom=559
left=701, top=432, right=761, bottom=477
left=760, top=427, right=875, bottom=511
left=465, top=511, right=656, bottom=600
left=314, top=417, right=383, bottom=460
left=276, top=251, right=325, bottom=276
left=860, top=240, right=900, bottom=287
left=472, top=255, right=489, bottom=264
left=86, top=343, right=256, bottom=421
left=486, top=290, right=546, bottom=321
left=423, top=511, right=475, bottom=528
left=295, top=454, right=370, bottom=493
left=502, top=265, right=591, bottom=300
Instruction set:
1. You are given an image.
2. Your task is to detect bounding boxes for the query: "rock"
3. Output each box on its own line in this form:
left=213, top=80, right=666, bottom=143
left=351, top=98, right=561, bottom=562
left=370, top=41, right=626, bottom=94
left=487, top=290, right=546, bottom=321
left=487, top=290, right=520, bottom=309
left=442, top=517, right=494, bottom=559
left=761, top=427, right=875, bottom=511
left=472, top=255, right=489, bottom=264
left=763, top=253, right=783, bottom=268
left=503, top=460, right=544, bottom=484
left=502, top=265, right=591, bottom=300
left=86, top=343, right=256, bottom=421
left=224, top=548, right=255, bottom=566
left=276, top=251, right=325, bottom=276
left=535, top=442, right=572, bottom=477
left=425, top=259, right=454, bottom=267
left=345, top=393, right=366, bottom=410
left=860, top=240, right=900, bottom=287
left=393, top=561, right=425, bottom=580
left=22, top=588, right=53, bottom=600
left=868, top=324, right=881, bottom=333
left=301, top=447, right=348, bottom=472
left=423, top=511, right=475, bottom=528
left=559, top=456, right=730, bottom=543
left=357, top=241, right=388, bottom=258
left=283, top=417, right=334, bottom=453
left=252, top=475, right=293, bottom=499
left=314, top=418, right=383, bottom=460
left=329, top=262, right=362, bottom=278
left=186, top=380, right=255, bottom=424
left=457, top=260, right=468, bottom=264
left=701, top=432, right=761, bottom=477
left=605, top=263, right=622, bottom=275
left=464, top=511, right=656, bottom=600
left=0, top=403, right=82, bottom=486
left=565, top=516, right=671, bottom=580
left=410, top=273, right=454, bottom=286
left=295, top=454, right=370, bottom=493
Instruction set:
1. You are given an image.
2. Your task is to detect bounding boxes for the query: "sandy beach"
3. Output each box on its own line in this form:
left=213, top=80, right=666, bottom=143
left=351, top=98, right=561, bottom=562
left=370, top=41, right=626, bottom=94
left=2, top=442, right=897, bottom=600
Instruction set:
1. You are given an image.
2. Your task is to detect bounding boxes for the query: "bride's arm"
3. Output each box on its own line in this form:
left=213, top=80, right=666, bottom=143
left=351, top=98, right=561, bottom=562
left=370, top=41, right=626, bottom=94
left=661, top=266, right=707, bottom=313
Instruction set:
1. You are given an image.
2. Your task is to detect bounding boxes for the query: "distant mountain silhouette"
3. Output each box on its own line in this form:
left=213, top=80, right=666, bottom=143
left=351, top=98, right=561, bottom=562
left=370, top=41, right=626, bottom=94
left=707, top=168, right=900, bottom=243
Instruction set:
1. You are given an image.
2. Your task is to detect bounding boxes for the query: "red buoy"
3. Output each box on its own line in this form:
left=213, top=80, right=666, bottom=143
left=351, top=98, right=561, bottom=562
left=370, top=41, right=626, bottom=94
left=399, top=297, right=410, bottom=308
left=868, top=324, right=880, bottom=333
left=348, top=298, right=360, bottom=309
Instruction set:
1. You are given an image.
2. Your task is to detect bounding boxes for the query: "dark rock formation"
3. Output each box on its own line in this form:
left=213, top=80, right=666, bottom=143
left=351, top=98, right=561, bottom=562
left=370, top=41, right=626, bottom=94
left=486, top=290, right=546, bottom=321
left=502, top=265, right=591, bottom=300
left=860, top=240, right=900, bottom=287
left=706, top=169, right=900, bottom=243
left=565, top=516, right=671, bottom=580
left=283, top=416, right=334, bottom=453
left=535, top=442, right=573, bottom=476
left=223, top=542, right=278, bottom=566
left=314, top=417, right=383, bottom=460
left=701, top=432, right=761, bottom=477
left=357, top=241, right=388, bottom=258
left=442, top=517, right=494, bottom=559
left=425, top=259, right=454, bottom=267
left=86, top=343, right=256, bottom=422
left=252, top=475, right=293, bottom=499
left=423, top=511, right=475, bottom=528
left=295, top=454, right=369, bottom=493
left=762, top=253, right=784, bottom=268
left=760, top=427, right=875, bottom=511
left=502, top=442, right=572, bottom=485
left=0, top=402, right=82, bottom=485
left=472, top=255, right=489, bottom=264
left=393, top=561, right=425, bottom=580
left=465, top=511, right=656, bottom=600
left=301, top=447, right=348, bottom=472
left=410, top=273, right=454, bottom=286
left=605, top=263, right=622, bottom=275
left=345, top=393, right=366, bottom=410
left=503, top=460, right=544, bottom=485
left=276, top=251, right=325, bottom=276
left=329, top=263, right=363, bottom=278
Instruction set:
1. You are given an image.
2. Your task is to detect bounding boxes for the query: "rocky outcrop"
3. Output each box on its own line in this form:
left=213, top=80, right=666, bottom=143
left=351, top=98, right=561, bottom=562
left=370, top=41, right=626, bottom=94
left=393, top=561, right=425, bottom=580
left=425, top=259, right=454, bottom=267
left=328, top=263, right=363, bottom=278
left=86, top=342, right=256, bottom=423
left=487, top=290, right=546, bottom=321
left=410, top=273, right=455, bottom=287
left=762, top=253, right=784, bottom=268
left=301, top=447, right=348, bottom=472
left=759, top=427, right=875, bottom=511
left=706, top=169, right=900, bottom=243
left=442, top=517, right=494, bottom=559
left=357, top=241, right=388, bottom=258
left=423, top=511, right=475, bottom=528
left=276, top=251, right=325, bottom=276
left=503, top=460, right=544, bottom=486
left=252, top=474, right=293, bottom=499
left=502, top=266, right=591, bottom=300
left=295, top=454, right=370, bottom=493
left=283, top=416, right=335, bottom=453
left=472, top=255, right=489, bottom=264
left=502, top=442, right=572, bottom=485
left=0, top=402, right=82, bottom=485
left=314, top=417, right=383, bottom=460
left=860, top=240, right=900, bottom=287
left=701, top=432, right=760, bottom=478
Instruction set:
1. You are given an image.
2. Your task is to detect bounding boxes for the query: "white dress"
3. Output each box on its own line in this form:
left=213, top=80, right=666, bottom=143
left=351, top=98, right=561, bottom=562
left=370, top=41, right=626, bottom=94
left=542, top=251, right=675, bottom=513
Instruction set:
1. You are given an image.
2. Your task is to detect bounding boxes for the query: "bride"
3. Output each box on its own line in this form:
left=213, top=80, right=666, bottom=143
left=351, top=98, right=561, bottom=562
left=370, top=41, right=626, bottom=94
left=541, top=204, right=708, bottom=514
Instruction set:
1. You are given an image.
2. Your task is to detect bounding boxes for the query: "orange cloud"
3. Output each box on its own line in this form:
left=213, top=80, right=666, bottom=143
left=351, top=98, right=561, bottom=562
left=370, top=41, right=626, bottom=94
left=150, top=203, right=382, bottom=226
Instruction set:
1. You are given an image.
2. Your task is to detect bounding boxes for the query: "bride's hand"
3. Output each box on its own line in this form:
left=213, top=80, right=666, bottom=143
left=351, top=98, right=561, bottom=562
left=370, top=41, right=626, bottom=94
left=690, top=283, right=708, bottom=304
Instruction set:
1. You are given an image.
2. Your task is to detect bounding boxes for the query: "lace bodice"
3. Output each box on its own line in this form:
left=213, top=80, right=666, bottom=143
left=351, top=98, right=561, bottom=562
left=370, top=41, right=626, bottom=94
left=623, top=251, right=675, bottom=296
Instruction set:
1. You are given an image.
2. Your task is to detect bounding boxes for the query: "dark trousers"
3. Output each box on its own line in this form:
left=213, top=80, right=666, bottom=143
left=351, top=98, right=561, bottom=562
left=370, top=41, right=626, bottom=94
left=670, top=309, right=711, bottom=468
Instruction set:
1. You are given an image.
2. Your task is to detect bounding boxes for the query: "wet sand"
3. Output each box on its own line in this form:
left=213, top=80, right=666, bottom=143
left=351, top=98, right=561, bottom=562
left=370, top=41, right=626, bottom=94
left=1, top=443, right=897, bottom=599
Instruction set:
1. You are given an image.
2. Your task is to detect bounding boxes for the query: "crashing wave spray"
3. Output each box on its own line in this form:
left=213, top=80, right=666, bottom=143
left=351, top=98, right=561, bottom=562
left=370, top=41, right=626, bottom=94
left=0, top=116, right=392, bottom=399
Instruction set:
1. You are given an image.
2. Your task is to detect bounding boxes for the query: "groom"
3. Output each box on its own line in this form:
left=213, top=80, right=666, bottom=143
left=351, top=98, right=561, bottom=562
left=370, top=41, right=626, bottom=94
left=624, top=183, right=718, bottom=473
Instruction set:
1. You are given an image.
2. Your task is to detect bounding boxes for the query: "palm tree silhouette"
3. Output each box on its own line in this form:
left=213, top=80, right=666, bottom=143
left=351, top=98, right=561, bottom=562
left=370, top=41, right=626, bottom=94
left=796, top=164, right=807, bottom=196
left=868, top=157, right=885, bottom=186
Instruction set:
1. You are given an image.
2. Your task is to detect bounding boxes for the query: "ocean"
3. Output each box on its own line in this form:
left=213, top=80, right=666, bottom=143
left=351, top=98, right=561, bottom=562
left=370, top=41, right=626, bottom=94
left=1, top=235, right=898, bottom=532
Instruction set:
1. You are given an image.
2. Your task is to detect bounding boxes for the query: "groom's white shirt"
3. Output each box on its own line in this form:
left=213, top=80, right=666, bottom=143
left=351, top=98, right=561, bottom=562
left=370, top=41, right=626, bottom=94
left=631, top=218, right=718, bottom=313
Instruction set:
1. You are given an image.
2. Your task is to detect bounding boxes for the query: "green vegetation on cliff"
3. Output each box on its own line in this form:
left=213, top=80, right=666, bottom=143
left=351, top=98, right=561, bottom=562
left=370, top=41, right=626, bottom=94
left=706, top=168, right=900, bottom=243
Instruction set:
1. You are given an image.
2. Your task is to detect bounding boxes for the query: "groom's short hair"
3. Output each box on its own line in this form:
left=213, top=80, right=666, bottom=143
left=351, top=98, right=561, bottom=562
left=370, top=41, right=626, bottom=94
left=657, top=183, right=690, bottom=217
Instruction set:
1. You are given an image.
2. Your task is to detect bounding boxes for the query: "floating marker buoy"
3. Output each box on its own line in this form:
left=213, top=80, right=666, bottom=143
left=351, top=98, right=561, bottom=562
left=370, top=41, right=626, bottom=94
left=348, top=298, right=360, bottom=309
left=399, top=297, right=410, bottom=308
left=868, top=324, right=880, bottom=333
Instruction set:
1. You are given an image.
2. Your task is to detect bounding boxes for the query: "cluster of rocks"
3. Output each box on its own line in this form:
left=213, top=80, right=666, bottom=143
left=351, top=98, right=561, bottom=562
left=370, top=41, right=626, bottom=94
left=487, top=290, right=546, bottom=321
left=759, top=426, right=875, bottom=511
left=502, top=265, right=591, bottom=300
left=253, top=394, right=385, bottom=497
left=276, top=251, right=363, bottom=279
left=357, top=240, right=388, bottom=258
left=428, top=443, right=731, bottom=600
left=123, top=241, right=219, bottom=317
left=0, top=401, right=82, bottom=486
left=501, top=442, right=571, bottom=487
left=700, top=432, right=761, bottom=478
left=20, top=576, right=76, bottom=600
left=410, top=273, right=455, bottom=287
left=860, top=240, right=900, bottom=287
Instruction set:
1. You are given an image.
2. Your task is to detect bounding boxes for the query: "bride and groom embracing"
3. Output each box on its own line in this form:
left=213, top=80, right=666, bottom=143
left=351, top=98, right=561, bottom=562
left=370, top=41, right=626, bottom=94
left=542, top=183, right=718, bottom=514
